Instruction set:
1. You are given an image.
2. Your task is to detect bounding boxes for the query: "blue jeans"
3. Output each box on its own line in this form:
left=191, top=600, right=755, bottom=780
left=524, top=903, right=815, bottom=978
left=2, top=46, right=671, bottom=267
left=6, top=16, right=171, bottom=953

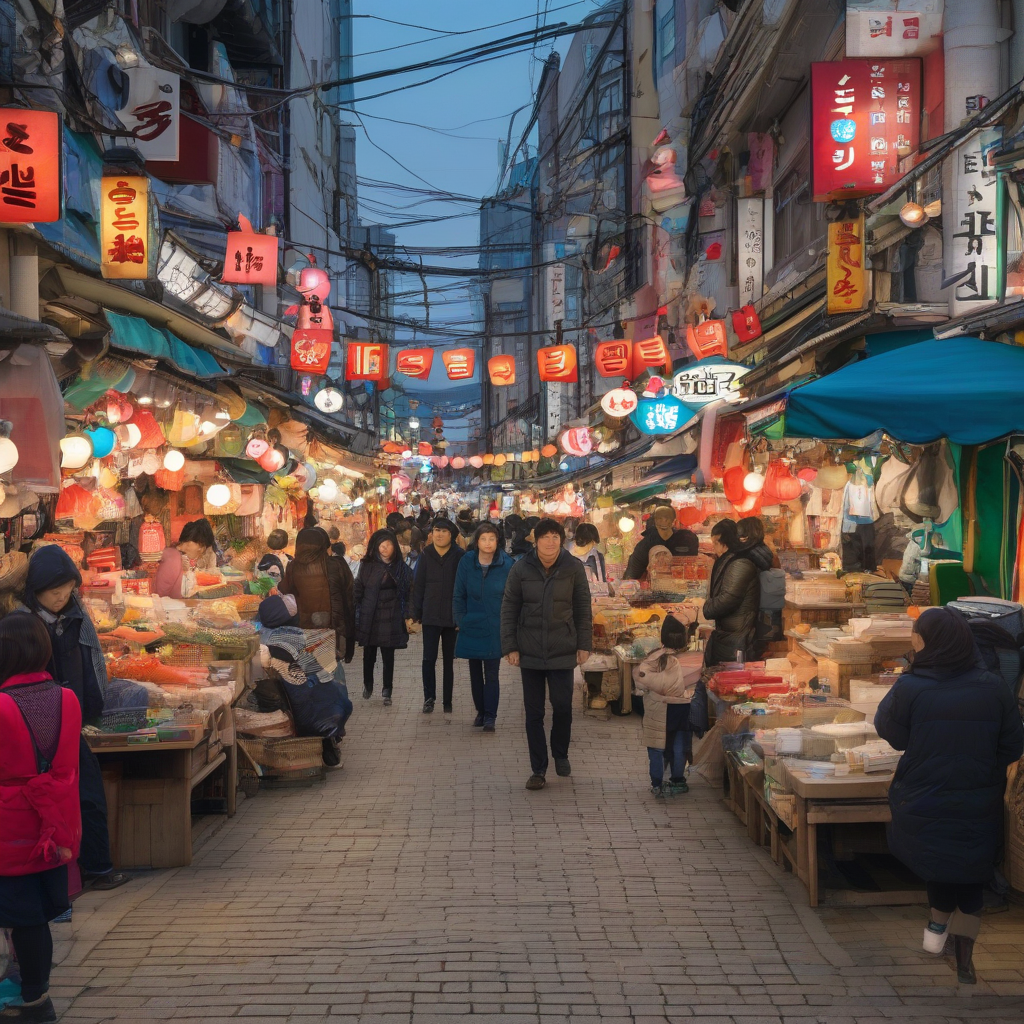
left=468, top=658, right=500, bottom=720
left=648, top=703, right=689, bottom=786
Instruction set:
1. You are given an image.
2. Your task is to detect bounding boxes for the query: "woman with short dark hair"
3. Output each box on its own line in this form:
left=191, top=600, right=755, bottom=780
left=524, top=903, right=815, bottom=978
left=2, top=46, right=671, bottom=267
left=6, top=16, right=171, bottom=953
left=702, top=519, right=760, bottom=666
left=875, top=608, right=1024, bottom=983
left=571, top=523, right=606, bottom=583
left=0, top=613, right=83, bottom=1022
left=153, top=518, right=217, bottom=598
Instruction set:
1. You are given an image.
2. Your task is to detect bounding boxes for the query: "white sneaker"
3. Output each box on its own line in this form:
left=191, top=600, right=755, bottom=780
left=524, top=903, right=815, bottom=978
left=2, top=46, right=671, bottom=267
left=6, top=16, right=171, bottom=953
left=923, top=920, right=949, bottom=954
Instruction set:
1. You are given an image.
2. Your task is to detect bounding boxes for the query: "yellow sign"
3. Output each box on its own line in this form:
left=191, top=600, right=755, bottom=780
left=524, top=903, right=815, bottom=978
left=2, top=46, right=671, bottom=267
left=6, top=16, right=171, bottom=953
left=827, top=215, right=868, bottom=315
left=101, top=174, right=149, bottom=280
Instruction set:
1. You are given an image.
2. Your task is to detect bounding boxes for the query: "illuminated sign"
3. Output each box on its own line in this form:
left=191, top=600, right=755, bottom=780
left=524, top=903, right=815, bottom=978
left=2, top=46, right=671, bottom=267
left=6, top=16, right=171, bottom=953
left=488, top=354, right=516, bottom=386
left=600, top=387, right=639, bottom=419
left=0, top=110, right=61, bottom=223
left=345, top=341, right=388, bottom=381
left=671, top=361, right=749, bottom=408
left=685, top=321, right=728, bottom=360
left=595, top=340, right=632, bottom=378
left=121, top=67, right=180, bottom=162
left=395, top=348, right=434, bottom=380
left=811, top=59, right=921, bottom=201
left=101, top=175, right=149, bottom=279
left=631, top=395, right=689, bottom=436
left=443, top=348, right=475, bottom=381
left=827, top=215, right=869, bottom=314
left=221, top=214, right=278, bottom=286
left=291, top=329, right=333, bottom=375
left=537, top=344, right=578, bottom=383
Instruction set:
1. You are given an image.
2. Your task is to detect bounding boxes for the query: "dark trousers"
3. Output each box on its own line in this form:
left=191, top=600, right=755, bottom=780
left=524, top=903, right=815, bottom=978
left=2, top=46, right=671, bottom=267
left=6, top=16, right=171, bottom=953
left=79, top=735, right=113, bottom=875
left=520, top=667, right=574, bottom=775
left=469, top=658, right=500, bottom=719
left=362, top=645, right=395, bottom=693
left=10, top=923, right=52, bottom=1002
left=841, top=523, right=876, bottom=571
left=927, top=881, right=985, bottom=915
left=421, top=625, right=457, bottom=704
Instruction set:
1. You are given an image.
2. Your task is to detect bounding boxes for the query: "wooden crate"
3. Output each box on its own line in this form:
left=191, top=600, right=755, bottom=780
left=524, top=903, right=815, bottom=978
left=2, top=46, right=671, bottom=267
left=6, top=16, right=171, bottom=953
left=814, top=657, right=874, bottom=701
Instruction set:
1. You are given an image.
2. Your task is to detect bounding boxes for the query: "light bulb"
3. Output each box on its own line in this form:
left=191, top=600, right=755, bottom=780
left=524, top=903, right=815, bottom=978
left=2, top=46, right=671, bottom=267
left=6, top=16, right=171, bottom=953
left=353, top=496, right=365, bottom=506
left=163, top=449, right=185, bottom=472
left=743, top=471, right=765, bottom=493
left=899, top=201, right=927, bottom=227
left=206, top=483, right=231, bottom=507
left=60, top=434, right=93, bottom=470
left=401, top=449, right=412, bottom=459
left=408, top=416, right=420, bottom=431
left=618, top=515, right=636, bottom=533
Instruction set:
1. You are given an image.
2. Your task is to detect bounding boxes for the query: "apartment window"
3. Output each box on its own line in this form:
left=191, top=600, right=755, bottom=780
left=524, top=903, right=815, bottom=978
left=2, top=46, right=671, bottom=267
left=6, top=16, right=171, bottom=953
left=773, top=146, right=820, bottom=265
left=654, top=0, right=675, bottom=78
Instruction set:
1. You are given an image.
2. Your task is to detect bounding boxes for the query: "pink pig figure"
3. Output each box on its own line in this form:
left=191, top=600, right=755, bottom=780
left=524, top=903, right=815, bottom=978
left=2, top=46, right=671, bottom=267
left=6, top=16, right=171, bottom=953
left=643, top=375, right=666, bottom=399
left=284, top=256, right=334, bottom=331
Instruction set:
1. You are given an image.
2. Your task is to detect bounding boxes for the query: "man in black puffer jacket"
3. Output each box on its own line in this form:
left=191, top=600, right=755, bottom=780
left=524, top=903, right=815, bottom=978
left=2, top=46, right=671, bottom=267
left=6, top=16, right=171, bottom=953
left=501, top=519, right=593, bottom=790
left=411, top=517, right=464, bottom=713
left=702, top=520, right=760, bottom=667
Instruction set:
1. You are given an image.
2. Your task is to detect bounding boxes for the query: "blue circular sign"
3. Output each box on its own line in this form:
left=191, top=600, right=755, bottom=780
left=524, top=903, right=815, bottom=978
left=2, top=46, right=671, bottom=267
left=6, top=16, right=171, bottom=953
left=830, top=118, right=856, bottom=143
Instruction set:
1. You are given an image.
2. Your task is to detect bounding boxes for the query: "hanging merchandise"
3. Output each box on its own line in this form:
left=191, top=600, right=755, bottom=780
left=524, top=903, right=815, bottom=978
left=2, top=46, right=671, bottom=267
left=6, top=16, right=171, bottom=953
left=899, top=442, right=958, bottom=524
left=595, top=340, right=632, bottom=378
left=762, top=460, right=802, bottom=503
left=284, top=258, right=333, bottom=330
left=219, top=213, right=278, bottom=286
left=686, top=320, right=728, bottom=360
left=417, top=442, right=433, bottom=457
left=632, top=335, right=671, bottom=378
left=83, top=425, right=115, bottom=459
left=101, top=174, right=149, bottom=279
left=0, top=109, right=61, bottom=223
left=442, top=348, right=476, bottom=381
left=395, top=348, right=434, bottom=379
left=817, top=462, right=850, bottom=490
left=488, top=354, right=516, bottom=385
left=290, top=329, right=333, bottom=374
left=138, top=516, right=166, bottom=556
left=731, top=306, right=762, bottom=344
left=126, top=408, right=164, bottom=448
left=537, top=345, right=578, bottom=383
left=59, top=433, right=93, bottom=470
left=345, top=342, right=389, bottom=381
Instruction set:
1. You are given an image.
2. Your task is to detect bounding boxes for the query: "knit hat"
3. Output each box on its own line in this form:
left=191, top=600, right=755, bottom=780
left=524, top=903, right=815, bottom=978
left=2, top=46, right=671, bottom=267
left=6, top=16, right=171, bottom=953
left=25, top=544, right=83, bottom=598
left=430, top=516, right=457, bottom=536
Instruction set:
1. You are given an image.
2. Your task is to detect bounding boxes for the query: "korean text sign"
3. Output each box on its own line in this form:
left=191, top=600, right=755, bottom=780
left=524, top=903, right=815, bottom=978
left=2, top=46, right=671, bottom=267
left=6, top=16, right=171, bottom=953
left=811, top=59, right=920, bottom=201
left=101, top=175, right=149, bottom=279
left=0, top=110, right=61, bottom=223
left=827, top=215, right=869, bottom=314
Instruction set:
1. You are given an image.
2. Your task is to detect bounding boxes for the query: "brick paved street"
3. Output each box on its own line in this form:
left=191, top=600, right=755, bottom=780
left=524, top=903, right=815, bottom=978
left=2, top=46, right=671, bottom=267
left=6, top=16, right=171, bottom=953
left=51, top=638, right=1024, bottom=1023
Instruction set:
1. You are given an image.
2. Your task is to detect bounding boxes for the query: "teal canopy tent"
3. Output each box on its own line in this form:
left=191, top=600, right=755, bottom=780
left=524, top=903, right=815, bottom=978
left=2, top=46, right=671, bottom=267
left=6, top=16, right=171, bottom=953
left=105, top=311, right=226, bottom=379
left=784, top=338, right=1024, bottom=445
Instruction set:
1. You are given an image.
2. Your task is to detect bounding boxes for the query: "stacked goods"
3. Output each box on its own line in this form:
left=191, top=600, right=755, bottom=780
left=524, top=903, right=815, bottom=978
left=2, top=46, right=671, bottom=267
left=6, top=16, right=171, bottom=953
left=786, top=573, right=848, bottom=606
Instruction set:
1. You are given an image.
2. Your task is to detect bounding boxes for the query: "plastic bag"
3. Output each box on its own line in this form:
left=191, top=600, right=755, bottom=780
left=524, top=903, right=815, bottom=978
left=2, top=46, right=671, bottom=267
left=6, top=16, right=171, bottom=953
left=280, top=675, right=353, bottom=740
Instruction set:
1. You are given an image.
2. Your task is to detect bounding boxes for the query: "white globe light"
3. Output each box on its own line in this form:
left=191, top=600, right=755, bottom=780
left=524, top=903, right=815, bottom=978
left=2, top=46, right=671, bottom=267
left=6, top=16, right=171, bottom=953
left=0, top=436, right=18, bottom=475
left=408, top=416, right=420, bottom=431
left=618, top=515, right=636, bottom=533
left=315, top=387, right=344, bottom=414
left=60, top=434, right=93, bottom=470
left=117, top=423, right=142, bottom=450
left=206, top=483, right=231, bottom=508
left=744, top=471, right=766, bottom=493
left=352, top=496, right=365, bottom=507
left=163, top=449, right=185, bottom=472
left=401, top=449, right=412, bottom=459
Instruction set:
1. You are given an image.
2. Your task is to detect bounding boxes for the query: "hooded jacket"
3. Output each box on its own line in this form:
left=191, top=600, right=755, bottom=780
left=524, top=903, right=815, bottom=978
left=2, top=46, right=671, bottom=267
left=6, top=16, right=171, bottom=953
left=702, top=548, right=760, bottom=665
left=411, top=523, right=464, bottom=628
left=875, top=663, right=1024, bottom=883
left=453, top=548, right=512, bottom=660
left=22, top=545, right=107, bottom=720
left=500, top=548, right=593, bottom=670
left=633, top=649, right=703, bottom=750
left=0, top=671, right=82, bottom=876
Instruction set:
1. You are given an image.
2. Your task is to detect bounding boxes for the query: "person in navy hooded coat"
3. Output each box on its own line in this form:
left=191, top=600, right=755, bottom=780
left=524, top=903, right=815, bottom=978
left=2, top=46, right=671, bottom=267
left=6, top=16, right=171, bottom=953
left=875, top=607, right=1023, bottom=985
left=453, top=523, right=512, bottom=731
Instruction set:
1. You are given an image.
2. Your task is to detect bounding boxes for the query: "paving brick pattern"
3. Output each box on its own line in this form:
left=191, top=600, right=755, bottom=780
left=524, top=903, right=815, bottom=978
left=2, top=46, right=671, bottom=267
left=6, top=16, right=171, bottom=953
left=53, top=638, right=1024, bottom=1022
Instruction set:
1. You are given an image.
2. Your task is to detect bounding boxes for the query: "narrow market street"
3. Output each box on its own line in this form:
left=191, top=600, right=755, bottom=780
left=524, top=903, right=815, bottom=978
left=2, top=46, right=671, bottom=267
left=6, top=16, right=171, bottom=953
left=51, top=638, right=1024, bottom=1024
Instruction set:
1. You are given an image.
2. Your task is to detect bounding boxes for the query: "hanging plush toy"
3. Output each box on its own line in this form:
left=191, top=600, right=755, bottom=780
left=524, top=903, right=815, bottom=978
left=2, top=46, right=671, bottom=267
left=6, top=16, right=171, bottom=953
left=284, top=255, right=334, bottom=332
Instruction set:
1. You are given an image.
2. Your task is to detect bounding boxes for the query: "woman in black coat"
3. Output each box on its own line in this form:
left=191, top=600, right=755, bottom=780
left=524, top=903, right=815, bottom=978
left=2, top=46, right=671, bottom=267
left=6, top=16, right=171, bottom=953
left=701, top=519, right=760, bottom=667
left=354, top=529, right=413, bottom=706
left=875, top=608, right=1024, bottom=984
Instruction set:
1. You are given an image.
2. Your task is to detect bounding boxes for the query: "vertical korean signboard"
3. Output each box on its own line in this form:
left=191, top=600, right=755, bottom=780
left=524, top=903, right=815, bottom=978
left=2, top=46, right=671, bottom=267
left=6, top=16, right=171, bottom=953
left=0, top=110, right=61, bottom=223
left=120, top=68, right=180, bottom=162
left=736, top=198, right=765, bottom=306
left=811, top=59, right=921, bottom=201
left=545, top=263, right=565, bottom=329
left=946, top=128, right=1002, bottom=315
left=101, top=175, right=149, bottom=279
left=827, top=214, right=869, bottom=314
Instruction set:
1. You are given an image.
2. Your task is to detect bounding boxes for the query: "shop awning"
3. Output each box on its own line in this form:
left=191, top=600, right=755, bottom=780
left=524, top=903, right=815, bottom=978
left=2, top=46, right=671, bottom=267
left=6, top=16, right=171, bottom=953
left=105, top=311, right=226, bottom=379
left=612, top=452, right=699, bottom=503
left=784, top=337, right=1024, bottom=445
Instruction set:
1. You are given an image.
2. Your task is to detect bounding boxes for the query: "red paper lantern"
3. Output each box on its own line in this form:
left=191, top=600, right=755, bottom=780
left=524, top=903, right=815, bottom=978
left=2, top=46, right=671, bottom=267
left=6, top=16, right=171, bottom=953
left=290, top=328, right=333, bottom=375
left=488, top=354, right=516, bottom=386
left=632, top=335, right=671, bottom=378
left=221, top=215, right=278, bottom=286
left=762, top=461, right=802, bottom=503
left=678, top=505, right=704, bottom=527
left=443, top=348, right=475, bottom=380
left=723, top=466, right=747, bottom=504
left=686, top=321, right=728, bottom=360
left=0, top=110, right=61, bottom=223
left=595, top=340, right=632, bottom=378
left=537, top=344, right=578, bottom=383
left=417, top=442, right=433, bottom=457
left=346, top=341, right=389, bottom=381
left=731, top=305, right=762, bottom=343
left=395, top=348, right=434, bottom=380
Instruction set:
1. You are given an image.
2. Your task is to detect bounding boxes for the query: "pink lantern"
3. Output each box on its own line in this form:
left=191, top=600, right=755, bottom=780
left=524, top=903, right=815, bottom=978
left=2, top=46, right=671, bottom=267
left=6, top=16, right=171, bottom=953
left=438, top=456, right=449, bottom=468
left=246, top=436, right=269, bottom=460
left=469, top=456, right=484, bottom=469
left=451, top=456, right=466, bottom=469
left=258, top=445, right=287, bottom=473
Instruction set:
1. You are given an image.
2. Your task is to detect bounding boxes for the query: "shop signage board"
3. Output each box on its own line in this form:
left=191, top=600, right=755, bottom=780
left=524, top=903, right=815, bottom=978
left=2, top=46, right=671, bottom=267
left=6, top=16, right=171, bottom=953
left=0, top=109, right=61, bottom=223
left=395, top=348, right=434, bottom=379
left=120, top=67, right=180, bottom=162
left=631, top=394, right=688, bottom=436
left=101, top=175, right=149, bottom=279
left=595, top=339, right=632, bottom=378
left=559, top=426, right=593, bottom=457
left=736, top=198, right=765, bottom=306
left=827, top=214, right=869, bottom=314
left=845, top=1, right=944, bottom=58
left=291, top=329, right=333, bottom=375
left=671, top=361, right=749, bottom=408
left=811, top=59, right=921, bottom=201
left=537, top=344, right=578, bottom=383
left=221, top=216, right=278, bottom=286
left=443, top=348, right=475, bottom=380
left=487, top=354, right=516, bottom=385
left=946, top=127, right=1002, bottom=315
left=345, top=341, right=388, bottom=381
left=545, top=263, right=565, bottom=328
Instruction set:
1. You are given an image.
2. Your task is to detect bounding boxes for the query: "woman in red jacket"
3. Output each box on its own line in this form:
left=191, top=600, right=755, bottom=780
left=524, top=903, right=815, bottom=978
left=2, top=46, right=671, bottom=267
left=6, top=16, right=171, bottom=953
left=0, top=613, right=82, bottom=1023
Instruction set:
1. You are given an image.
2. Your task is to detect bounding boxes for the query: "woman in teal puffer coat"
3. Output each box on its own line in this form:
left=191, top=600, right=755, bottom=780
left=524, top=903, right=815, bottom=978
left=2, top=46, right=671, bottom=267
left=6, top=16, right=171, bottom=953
left=453, top=523, right=512, bottom=731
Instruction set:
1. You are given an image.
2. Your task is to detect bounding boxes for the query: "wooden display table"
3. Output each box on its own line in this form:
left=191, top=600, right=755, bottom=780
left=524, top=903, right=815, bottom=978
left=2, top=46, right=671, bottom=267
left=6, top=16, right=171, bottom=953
left=89, top=732, right=235, bottom=869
